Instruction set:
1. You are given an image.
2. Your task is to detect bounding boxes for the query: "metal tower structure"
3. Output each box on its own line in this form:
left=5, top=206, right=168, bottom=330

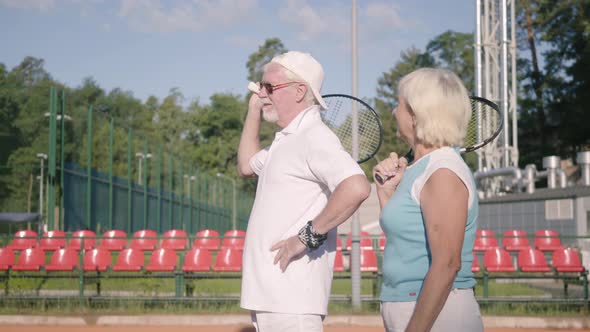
left=475, top=0, right=519, bottom=193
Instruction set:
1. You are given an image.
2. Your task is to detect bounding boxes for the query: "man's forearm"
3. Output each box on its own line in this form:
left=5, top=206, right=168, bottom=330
left=237, top=109, right=262, bottom=177
left=311, top=174, right=371, bottom=235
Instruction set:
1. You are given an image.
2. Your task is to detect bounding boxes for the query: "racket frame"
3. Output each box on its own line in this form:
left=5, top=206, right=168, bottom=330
left=321, top=94, right=384, bottom=164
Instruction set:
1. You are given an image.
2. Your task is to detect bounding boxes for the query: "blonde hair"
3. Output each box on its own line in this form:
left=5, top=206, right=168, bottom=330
left=263, top=63, right=316, bottom=105
left=398, top=68, right=471, bottom=147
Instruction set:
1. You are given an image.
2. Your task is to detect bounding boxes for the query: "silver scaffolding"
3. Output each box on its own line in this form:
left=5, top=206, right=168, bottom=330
left=475, top=0, right=519, bottom=196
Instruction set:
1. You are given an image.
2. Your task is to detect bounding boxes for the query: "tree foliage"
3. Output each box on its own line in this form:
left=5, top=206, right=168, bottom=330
left=516, top=0, right=590, bottom=166
left=246, top=38, right=287, bottom=83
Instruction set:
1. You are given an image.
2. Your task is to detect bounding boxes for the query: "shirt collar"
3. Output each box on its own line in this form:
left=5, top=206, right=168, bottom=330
left=276, top=105, right=321, bottom=138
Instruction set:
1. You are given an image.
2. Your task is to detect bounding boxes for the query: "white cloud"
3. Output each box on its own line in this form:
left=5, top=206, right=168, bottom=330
left=0, top=0, right=104, bottom=18
left=225, top=35, right=260, bottom=49
left=118, top=0, right=258, bottom=33
left=364, top=2, right=405, bottom=29
left=278, top=0, right=347, bottom=41
left=0, top=0, right=55, bottom=11
left=276, top=0, right=411, bottom=44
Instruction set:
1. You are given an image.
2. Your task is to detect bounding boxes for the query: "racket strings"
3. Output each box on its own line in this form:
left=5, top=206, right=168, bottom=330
left=322, top=97, right=382, bottom=163
left=464, top=99, right=502, bottom=149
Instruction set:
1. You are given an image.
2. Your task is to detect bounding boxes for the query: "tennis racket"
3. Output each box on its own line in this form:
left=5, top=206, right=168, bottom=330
left=321, top=94, right=383, bottom=164
left=375, top=96, right=503, bottom=185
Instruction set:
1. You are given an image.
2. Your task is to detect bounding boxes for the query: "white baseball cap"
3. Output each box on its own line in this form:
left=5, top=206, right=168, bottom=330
left=270, top=51, right=327, bottom=109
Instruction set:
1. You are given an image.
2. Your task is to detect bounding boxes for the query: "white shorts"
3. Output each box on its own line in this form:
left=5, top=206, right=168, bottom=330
left=250, top=311, right=324, bottom=332
left=381, top=288, right=483, bottom=332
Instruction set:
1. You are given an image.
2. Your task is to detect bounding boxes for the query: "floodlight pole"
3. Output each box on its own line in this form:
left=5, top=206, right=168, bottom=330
left=350, top=0, right=362, bottom=311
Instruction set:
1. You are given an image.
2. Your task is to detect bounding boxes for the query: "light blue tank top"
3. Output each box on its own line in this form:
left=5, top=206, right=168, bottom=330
left=379, top=147, right=478, bottom=302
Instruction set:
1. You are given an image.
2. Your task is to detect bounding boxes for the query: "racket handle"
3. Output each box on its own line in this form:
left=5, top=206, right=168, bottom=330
left=375, top=149, right=413, bottom=185
left=375, top=173, right=388, bottom=185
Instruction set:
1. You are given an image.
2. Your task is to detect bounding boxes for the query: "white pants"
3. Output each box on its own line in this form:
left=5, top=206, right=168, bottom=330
left=381, top=288, right=483, bottom=332
left=250, top=311, right=324, bottom=332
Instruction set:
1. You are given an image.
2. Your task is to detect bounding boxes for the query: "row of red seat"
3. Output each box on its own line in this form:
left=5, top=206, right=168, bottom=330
left=2, top=229, right=246, bottom=252
left=474, top=229, right=565, bottom=252
left=472, top=247, right=585, bottom=273
left=0, top=246, right=242, bottom=272
left=2, top=245, right=584, bottom=275
left=1, top=228, right=573, bottom=254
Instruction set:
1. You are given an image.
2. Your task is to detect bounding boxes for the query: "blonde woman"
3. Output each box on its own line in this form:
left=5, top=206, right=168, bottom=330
left=374, top=68, right=483, bottom=332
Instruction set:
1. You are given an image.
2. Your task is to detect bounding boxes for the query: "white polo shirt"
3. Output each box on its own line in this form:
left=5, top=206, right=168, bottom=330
left=240, top=105, right=364, bottom=315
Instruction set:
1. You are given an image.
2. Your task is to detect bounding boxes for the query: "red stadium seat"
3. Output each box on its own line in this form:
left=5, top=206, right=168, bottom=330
left=7, top=230, right=38, bottom=251
left=552, top=248, right=585, bottom=273
left=221, top=230, right=246, bottom=250
left=502, top=229, right=530, bottom=252
left=534, top=229, right=563, bottom=252
left=146, top=248, right=177, bottom=272
left=67, top=230, right=96, bottom=251
left=483, top=248, right=516, bottom=272
left=112, top=248, right=144, bottom=272
left=472, top=252, right=481, bottom=273
left=0, top=247, right=15, bottom=270
left=83, top=248, right=112, bottom=272
left=160, top=229, right=188, bottom=251
left=333, top=249, right=344, bottom=272
left=360, top=248, right=379, bottom=272
left=193, top=229, right=220, bottom=251
left=182, top=248, right=212, bottom=272
left=213, top=248, right=242, bottom=272
left=517, top=247, right=551, bottom=272
left=473, top=229, right=498, bottom=252
left=12, top=248, right=45, bottom=271
left=476, top=229, right=495, bottom=237
left=45, top=248, right=79, bottom=271
left=98, top=230, right=127, bottom=251
left=128, top=229, right=158, bottom=251
left=38, top=230, right=67, bottom=251
left=345, top=231, right=374, bottom=251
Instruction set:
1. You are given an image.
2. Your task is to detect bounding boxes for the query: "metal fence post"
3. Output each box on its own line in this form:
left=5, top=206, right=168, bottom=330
left=86, top=106, right=93, bottom=229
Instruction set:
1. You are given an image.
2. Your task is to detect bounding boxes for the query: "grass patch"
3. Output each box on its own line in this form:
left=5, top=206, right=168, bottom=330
left=480, top=302, right=589, bottom=316
left=474, top=279, right=546, bottom=297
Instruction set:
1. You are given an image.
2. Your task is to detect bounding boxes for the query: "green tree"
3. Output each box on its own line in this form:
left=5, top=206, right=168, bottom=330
left=0, top=57, right=55, bottom=212
left=539, top=0, right=590, bottom=156
left=515, top=0, right=590, bottom=165
left=246, top=38, right=287, bottom=83
left=376, top=47, right=435, bottom=108
left=425, top=30, right=475, bottom=92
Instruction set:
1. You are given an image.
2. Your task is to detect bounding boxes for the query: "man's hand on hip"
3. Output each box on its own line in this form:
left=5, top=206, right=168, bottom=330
left=270, top=235, right=307, bottom=272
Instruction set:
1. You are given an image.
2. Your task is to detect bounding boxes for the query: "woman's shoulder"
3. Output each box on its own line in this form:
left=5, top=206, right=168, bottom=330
left=426, top=147, right=471, bottom=174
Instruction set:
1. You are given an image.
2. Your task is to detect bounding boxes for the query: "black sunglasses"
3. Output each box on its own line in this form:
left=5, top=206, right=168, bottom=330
left=259, top=81, right=301, bottom=94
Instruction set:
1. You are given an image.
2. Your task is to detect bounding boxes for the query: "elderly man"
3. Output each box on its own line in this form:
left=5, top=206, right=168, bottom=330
left=237, top=51, right=371, bottom=331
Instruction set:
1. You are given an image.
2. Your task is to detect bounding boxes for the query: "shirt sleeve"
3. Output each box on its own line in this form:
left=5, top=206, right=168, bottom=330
left=411, top=156, right=476, bottom=208
left=249, top=147, right=270, bottom=176
left=306, top=127, right=364, bottom=192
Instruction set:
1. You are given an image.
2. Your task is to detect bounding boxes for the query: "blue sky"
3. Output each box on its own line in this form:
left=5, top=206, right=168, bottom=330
left=0, top=0, right=475, bottom=105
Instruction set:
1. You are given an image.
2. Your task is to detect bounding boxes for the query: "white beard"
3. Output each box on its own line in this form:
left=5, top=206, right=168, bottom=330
left=262, top=107, right=279, bottom=123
